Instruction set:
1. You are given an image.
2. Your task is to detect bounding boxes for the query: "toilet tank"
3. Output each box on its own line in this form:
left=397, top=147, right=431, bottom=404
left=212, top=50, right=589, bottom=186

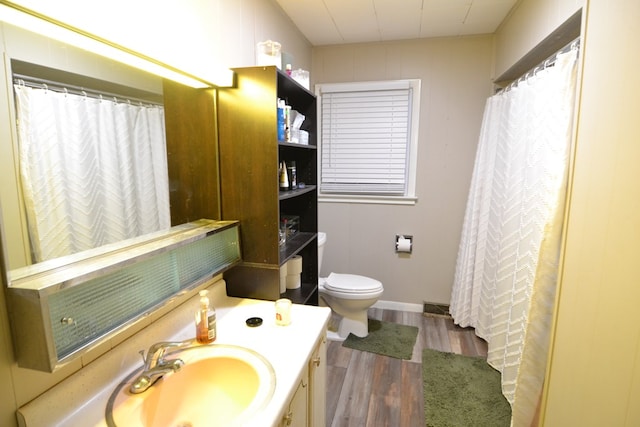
left=317, top=232, right=327, bottom=271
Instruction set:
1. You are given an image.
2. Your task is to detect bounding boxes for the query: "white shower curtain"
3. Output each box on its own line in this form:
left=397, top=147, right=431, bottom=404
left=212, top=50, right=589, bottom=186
left=450, top=47, right=579, bottom=426
left=14, top=85, right=171, bottom=263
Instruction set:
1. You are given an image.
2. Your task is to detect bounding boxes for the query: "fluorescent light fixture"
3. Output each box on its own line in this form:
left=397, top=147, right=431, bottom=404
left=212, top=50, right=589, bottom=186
left=0, top=2, right=234, bottom=88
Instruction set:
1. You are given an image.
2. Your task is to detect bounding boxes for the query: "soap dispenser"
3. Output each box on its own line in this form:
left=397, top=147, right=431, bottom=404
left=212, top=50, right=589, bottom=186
left=195, top=290, right=216, bottom=344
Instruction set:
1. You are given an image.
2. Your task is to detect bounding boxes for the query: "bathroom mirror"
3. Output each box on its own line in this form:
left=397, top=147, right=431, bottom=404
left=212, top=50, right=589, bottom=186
left=0, top=22, right=221, bottom=273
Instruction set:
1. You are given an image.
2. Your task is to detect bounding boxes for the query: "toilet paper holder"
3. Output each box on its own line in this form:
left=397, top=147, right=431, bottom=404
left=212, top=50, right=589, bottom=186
left=395, top=234, right=413, bottom=253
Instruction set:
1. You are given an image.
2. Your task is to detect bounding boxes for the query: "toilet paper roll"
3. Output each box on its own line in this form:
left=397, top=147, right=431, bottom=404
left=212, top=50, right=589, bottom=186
left=396, top=236, right=412, bottom=253
left=286, top=255, right=303, bottom=274
left=286, top=273, right=301, bottom=289
left=279, top=265, right=287, bottom=293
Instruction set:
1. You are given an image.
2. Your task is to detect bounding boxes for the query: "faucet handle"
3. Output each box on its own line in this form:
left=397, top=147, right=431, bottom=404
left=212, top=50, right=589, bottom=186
left=129, top=340, right=193, bottom=394
left=145, top=339, right=195, bottom=369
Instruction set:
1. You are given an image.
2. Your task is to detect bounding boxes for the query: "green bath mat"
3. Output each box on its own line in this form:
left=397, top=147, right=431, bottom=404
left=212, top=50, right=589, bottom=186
left=342, top=319, right=418, bottom=359
left=422, top=348, right=511, bottom=426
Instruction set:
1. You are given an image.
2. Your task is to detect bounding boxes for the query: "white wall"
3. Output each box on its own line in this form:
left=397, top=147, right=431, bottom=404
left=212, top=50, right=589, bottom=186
left=0, top=1, right=311, bottom=426
left=542, top=0, right=640, bottom=424
left=313, top=36, right=494, bottom=306
left=494, top=0, right=583, bottom=77
left=496, top=0, right=640, bottom=424
left=10, top=0, right=312, bottom=76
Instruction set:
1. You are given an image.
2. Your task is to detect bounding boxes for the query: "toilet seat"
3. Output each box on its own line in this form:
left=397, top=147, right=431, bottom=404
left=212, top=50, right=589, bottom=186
left=323, top=273, right=383, bottom=294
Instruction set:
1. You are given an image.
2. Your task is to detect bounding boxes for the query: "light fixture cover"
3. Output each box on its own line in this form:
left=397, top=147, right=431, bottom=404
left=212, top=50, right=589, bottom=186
left=0, top=2, right=234, bottom=88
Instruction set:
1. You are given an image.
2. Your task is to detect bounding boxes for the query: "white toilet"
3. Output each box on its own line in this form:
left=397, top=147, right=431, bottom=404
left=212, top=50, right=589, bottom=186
left=317, top=232, right=384, bottom=341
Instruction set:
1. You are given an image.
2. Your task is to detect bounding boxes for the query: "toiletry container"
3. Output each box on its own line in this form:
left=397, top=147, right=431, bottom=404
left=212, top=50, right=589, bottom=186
left=256, top=40, right=282, bottom=69
left=277, top=99, right=286, bottom=141
left=284, top=105, right=292, bottom=142
left=291, top=69, right=310, bottom=90
left=279, top=161, right=290, bottom=191
left=195, top=290, right=216, bottom=343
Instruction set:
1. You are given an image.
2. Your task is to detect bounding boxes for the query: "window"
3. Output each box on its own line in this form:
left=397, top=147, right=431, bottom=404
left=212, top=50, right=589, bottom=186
left=316, top=79, right=420, bottom=204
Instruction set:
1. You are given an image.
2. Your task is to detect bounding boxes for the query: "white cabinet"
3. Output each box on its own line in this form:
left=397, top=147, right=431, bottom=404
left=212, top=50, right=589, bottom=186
left=308, top=335, right=327, bottom=427
left=279, top=332, right=327, bottom=427
left=281, top=365, right=309, bottom=427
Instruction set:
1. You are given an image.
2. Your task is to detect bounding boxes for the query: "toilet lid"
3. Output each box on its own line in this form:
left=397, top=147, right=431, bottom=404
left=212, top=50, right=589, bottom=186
left=324, top=273, right=383, bottom=293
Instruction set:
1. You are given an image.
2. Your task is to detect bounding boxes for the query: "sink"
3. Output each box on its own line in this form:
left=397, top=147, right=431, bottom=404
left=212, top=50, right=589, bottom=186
left=106, top=344, right=276, bottom=427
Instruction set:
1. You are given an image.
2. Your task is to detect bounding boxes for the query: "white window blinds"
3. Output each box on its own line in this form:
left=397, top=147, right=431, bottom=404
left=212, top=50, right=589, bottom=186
left=320, top=81, right=414, bottom=195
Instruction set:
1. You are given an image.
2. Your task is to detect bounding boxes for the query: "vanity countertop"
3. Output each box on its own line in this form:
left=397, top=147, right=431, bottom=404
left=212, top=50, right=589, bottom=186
left=17, top=278, right=331, bottom=427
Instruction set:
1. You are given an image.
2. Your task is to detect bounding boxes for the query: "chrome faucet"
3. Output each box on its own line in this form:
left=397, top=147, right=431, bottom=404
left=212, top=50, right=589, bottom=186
left=129, top=339, right=195, bottom=394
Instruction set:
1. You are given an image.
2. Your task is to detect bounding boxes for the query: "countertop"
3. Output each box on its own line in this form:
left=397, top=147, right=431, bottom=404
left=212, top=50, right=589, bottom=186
left=17, top=278, right=331, bottom=427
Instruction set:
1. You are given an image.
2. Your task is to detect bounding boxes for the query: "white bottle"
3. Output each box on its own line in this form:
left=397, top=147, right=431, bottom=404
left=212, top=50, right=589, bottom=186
left=279, top=161, right=290, bottom=191
left=195, top=290, right=216, bottom=344
left=284, top=105, right=292, bottom=142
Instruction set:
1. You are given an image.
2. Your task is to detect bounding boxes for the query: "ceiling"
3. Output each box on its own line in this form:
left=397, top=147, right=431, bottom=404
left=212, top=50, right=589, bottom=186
left=275, top=0, right=519, bottom=46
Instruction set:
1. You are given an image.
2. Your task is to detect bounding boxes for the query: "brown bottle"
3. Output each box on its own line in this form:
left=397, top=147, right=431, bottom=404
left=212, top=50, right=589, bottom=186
left=195, top=290, right=216, bottom=344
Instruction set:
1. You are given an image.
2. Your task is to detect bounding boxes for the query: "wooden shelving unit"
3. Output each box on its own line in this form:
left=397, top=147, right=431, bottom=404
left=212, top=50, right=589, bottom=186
left=218, top=66, right=318, bottom=305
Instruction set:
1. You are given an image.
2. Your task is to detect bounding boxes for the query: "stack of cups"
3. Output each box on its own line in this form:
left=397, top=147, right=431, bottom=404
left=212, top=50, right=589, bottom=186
left=285, top=255, right=302, bottom=289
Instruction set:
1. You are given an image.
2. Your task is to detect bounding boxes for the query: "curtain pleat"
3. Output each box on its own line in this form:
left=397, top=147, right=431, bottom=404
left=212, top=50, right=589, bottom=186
left=450, top=48, right=579, bottom=427
left=14, top=85, right=170, bottom=263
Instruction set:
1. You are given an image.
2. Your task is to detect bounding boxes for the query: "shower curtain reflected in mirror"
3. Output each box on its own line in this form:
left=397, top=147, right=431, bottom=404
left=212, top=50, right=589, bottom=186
left=450, top=46, right=579, bottom=426
left=14, top=85, right=170, bottom=263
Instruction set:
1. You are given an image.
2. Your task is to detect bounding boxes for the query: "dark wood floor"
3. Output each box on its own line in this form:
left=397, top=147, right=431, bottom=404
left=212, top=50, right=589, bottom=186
left=325, top=307, right=488, bottom=427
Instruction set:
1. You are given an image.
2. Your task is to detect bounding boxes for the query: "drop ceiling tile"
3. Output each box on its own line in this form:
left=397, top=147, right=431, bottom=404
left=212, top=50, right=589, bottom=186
left=420, top=1, right=470, bottom=38
left=276, top=0, right=519, bottom=45
left=463, top=0, right=516, bottom=34
left=374, top=0, right=423, bottom=41
left=275, top=0, right=341, bottom=45
left=324, top=0, right=379, bottom=43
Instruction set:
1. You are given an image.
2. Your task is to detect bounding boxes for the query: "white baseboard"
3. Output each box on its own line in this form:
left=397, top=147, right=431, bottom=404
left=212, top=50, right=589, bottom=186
left=372, top=300, right=423, bottom=313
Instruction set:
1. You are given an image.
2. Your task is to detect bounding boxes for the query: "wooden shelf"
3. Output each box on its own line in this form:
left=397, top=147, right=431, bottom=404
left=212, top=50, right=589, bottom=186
left=279, top=232, right=316, bottom=264
left=282, top=282, right=318, bottom=305
left=278, top=141, right=317, bottom=150
left=279, top=185, right=316, bottom=201
left=219, top=66, right=318, bottom=306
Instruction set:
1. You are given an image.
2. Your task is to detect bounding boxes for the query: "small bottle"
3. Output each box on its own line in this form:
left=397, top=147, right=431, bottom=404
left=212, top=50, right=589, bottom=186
left=285, top=63, right=292, bottom=76
left=287, top=161, right=297, bottom=190
left=277, top=99, right=286, bottom=141
left=284, top=105, right=292, bottom=142
left=195, top=290, right=216, bottom=344
left=279, top=161, right=290, bottom=191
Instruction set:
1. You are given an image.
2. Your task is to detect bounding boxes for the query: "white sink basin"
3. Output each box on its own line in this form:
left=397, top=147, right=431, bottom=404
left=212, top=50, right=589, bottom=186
left=106, top=344, right=276, bottom=426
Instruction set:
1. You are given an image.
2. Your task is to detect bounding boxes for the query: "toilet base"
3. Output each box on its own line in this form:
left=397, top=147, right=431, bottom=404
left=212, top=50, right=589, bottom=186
left=338, top=310, right=369, bottom=338
left=318, top=277, right=382, bottom=341
left=326, top=330, right=346, bottom=342
left=323, top=305, right=370, bottom=341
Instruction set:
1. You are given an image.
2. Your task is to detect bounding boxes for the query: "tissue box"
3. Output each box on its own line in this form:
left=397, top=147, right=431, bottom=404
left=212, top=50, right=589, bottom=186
left=280, top=215, right=299, bottom=238
left=290, top=111, right=306, bottom=144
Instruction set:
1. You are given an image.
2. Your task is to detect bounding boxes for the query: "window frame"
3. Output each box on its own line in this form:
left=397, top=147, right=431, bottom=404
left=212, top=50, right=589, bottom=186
left=316, top=79, right=420, bottom=205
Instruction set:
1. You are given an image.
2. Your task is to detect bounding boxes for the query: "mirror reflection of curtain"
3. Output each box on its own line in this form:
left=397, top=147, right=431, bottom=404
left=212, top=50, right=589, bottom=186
left=14, top=85, right=171, bottom=263
left=450, top=46, right=579, bottom=426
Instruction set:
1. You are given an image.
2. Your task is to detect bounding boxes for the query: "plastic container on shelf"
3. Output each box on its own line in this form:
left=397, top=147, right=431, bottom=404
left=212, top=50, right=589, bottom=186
left=280, top=215, right=299, bottom=238
left=291, top=69, right=309, bottom=90
left=257, top=40, right=282, bottom=69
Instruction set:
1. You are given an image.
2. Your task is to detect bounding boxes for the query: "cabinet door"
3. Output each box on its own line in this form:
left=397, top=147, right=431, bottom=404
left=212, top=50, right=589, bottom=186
left=309, top=334, right=327, bottom=427
left=281, top=366, right=309, bottom=427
